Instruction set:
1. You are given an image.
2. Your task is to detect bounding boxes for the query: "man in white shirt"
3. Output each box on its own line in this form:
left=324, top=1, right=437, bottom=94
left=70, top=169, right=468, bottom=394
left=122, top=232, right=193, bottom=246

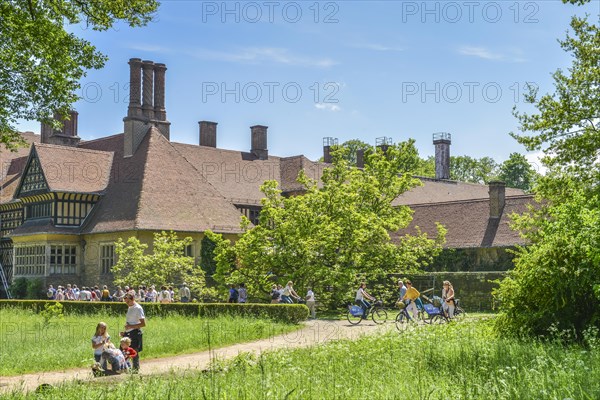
left=179, top=283, right=191, bottom=303
left=121, top=293, right=145, bottom=371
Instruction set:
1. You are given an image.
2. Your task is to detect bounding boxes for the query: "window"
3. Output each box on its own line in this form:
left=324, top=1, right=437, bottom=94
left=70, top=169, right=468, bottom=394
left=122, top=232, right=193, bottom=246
left=49, top=244, right=77, bottom=274
left=14, top=245, right=45, bottom=276
left=185, top=244, right=194, bottom=258
left=100, top=245, right=115, bottom=274
left=25, top=202, right=53, bottom=220
left=55, top=193, right=97, bottom=226
left=235, top=205, right=261, bottom=226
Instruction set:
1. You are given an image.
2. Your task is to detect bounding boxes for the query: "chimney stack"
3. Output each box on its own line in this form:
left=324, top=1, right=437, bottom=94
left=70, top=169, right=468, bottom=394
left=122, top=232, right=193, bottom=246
left=323, top=137, right=338, bottom=163
left=40, top=110, right=80, bottom=147
left=376, top=137, right=392, bottom=154
left=433, top=132, right=451, bottom=180
left=250, top=125, right=268, bottom=160
left=489, top=181, right=506, bottom=218
left=356, top=149, right=365, bottom=168
left=199, top=121, right=217, bottom=147
left=124, top=58, right=171, bottom=157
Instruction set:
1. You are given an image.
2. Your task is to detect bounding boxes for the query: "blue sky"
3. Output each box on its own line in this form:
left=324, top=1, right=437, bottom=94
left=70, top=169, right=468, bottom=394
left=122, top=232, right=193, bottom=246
left=17, top=1, right=599, bottom=168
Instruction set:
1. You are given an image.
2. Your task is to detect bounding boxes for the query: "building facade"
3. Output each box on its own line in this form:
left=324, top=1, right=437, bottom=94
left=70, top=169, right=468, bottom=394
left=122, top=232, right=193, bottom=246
left=0, top=58, right=533, bottom=296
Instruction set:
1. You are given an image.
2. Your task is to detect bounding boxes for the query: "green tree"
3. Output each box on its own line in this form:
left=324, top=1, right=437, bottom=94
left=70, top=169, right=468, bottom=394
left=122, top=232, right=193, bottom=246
left=497, top=153, right=539, bottom=192
left=0, top=0, right=159, bottom=151
left=112, top=231, right=206, bottom=298
left=495, top=14, right=600, bottom=338
left=450, top=155, right=498, bottom=184
left=207, top=144, right=446, bottom=308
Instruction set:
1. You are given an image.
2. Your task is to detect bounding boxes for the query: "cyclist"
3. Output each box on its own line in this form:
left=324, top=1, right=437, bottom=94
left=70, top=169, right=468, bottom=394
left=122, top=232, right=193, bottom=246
left=355, top=282, right=375, bottom=319
left=281, top=281, right=301, bottom=304
left=402, top=280, right=420, bottom=320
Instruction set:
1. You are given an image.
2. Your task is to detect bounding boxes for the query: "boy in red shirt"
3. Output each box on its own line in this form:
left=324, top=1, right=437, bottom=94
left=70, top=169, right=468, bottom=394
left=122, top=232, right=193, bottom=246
left=120, top=337, right=138, bottom=369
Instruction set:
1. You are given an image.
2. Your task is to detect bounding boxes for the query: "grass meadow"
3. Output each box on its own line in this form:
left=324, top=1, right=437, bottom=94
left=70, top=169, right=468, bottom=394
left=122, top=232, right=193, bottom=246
left=5, top=317, right=600, bottom=399
left=0, top=307, right=301, bottom=376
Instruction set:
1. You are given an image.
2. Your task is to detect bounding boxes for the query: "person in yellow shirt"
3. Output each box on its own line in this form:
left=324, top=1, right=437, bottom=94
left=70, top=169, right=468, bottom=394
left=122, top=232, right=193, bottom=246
left=402, top=280, right=420, bottom=320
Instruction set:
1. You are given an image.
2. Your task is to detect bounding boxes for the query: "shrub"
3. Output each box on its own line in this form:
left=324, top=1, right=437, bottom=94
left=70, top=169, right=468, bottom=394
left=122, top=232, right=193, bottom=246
left=26, top=278, right=44, bottom=299
left=9, top=278, right=28, bottom=299
left=0, top=300, right=308, bottom=324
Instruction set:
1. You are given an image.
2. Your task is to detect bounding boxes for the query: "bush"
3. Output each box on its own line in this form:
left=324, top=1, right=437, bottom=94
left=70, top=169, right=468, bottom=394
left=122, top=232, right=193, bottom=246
left=26, top=278, right=44, bottom=299
left=9, top=278, right=28, bottom=299
left=0, top=300, right=309, bottom=324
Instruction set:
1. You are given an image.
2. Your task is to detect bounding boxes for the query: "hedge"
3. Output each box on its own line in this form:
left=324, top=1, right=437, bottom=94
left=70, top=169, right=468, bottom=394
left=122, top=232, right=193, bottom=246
left=0, top=300, right=309, bottom=324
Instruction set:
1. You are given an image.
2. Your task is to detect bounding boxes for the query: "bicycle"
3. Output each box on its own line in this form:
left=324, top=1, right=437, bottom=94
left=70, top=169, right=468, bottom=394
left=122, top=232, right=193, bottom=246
left=394, top=302, right=421, bottom=331
left=347, top=300, right=388, bottom=325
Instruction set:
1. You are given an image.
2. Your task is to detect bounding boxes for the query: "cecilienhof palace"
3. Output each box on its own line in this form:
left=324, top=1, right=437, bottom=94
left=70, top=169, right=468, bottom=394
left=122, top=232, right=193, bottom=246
left=0, top=58, right=534, bottom=295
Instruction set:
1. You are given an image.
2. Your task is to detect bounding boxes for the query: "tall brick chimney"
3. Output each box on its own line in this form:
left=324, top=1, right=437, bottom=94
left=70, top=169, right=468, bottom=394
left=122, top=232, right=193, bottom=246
left=41, top=110, right=80, bottom=147
left=433, top=132, right=451, bottom=180
left=323, top=137, right=338, bottom=163
left=489, top=181, right=506, bottom=218
left=376, top=137, right=392, bottom=154
left=356, top=149, right=365, bottom=168
left=250, top=125, right=268, bottom=160
left=123, top=58, right=171, bottom=157
left=199, top=121, right=217, bottom=147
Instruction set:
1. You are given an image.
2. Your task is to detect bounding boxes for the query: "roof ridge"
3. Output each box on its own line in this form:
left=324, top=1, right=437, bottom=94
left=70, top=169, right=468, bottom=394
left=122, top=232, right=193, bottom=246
left=35, top=142, right=114, bottom=156
left=79, top=133, right=124, bottom=145
left=171, top=140, right=283, bottom=160
left=408, top=194, right=535, bottom=208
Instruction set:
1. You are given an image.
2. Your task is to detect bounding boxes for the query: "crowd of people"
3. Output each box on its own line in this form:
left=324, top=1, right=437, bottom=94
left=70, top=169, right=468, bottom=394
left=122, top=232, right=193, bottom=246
left=46, top=283, right=192, bottom=303
left=268, top=281, right=316, bottom=319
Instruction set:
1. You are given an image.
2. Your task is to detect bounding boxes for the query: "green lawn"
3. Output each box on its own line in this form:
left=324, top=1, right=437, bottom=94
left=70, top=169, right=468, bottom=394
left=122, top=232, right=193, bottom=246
left=0, top=307, right=301, bottom=376
left=5, top=316, right=600, bottom=399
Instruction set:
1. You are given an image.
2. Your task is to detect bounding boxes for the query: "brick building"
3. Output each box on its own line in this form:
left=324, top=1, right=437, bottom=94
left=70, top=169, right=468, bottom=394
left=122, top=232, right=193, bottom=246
left=0, top=58, right=532, bottom=295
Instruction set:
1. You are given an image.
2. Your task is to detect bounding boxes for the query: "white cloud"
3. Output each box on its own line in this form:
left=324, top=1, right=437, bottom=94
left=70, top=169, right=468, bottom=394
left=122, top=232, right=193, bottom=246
left=315, top=103, right=341, bottom=112
left=458, top=46, right=526, bottom=63
left=188, top=47, right=336, bottom=68
left=350, top=42, right=405, bottom=52
left=124, top=44, right=172, bottom=53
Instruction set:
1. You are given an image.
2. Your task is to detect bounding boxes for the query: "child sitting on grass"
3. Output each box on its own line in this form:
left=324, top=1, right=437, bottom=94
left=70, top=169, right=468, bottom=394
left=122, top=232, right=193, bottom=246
left=120, top=337, right=138, bottom=369
left=92, top=343, right=129, bottom=376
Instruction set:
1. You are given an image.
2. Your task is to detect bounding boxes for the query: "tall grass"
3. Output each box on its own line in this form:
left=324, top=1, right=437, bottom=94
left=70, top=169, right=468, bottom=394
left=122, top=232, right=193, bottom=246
left=0, top=308, right=300, bottom=376
left=6, top=317, right=600, bottom=399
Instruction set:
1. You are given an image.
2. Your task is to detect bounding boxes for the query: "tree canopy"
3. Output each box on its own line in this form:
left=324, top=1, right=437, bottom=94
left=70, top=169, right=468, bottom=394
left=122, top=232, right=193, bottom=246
left=206, top=144, right=445, bottom=308
left=0, top=0, right=159, bottom=151
left=495, top=14, right=600, bottom=339
left=112, top=231, right=206, bottom=297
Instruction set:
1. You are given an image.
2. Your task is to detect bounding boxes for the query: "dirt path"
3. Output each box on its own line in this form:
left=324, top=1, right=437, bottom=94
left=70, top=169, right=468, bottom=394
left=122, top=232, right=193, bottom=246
left=0, top=319, right=393, bottom=394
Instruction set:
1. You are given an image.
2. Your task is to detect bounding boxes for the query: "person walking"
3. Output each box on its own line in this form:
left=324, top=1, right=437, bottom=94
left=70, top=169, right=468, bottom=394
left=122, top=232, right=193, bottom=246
left=179, top=283, right=191, bottom=303
left=442, top=280, right=456, bottom=318
left=306, top=287, right=316, bottom=319
left=120, top=293, right=145, bottom=372
left=238, top=283, right=247, bottom=303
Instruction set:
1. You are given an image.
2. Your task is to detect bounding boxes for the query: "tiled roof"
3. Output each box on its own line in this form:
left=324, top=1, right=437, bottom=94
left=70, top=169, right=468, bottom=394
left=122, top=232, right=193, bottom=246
left=172, top=142, right=282, bottom=205
left=0, top=132, right=40, bottom=203
left=33, top=143, right=113, bottom=194
left=393, top=195, right=534, bottom=248
left=1, top=130, right=535, bottom=245
left=393, top=177, right=525, bottom=205
left=9, top=218, right=80, bottom=237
